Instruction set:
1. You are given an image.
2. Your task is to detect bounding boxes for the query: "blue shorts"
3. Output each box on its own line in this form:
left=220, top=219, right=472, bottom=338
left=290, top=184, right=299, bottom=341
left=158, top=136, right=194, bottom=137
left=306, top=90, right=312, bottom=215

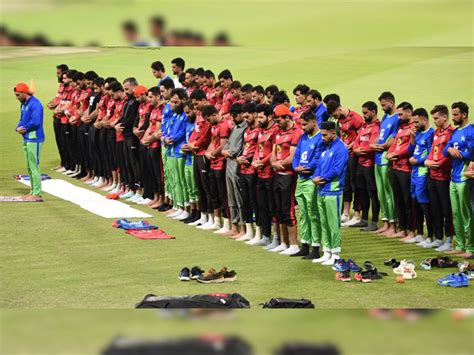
left=410, top=176, right=429, bottom=204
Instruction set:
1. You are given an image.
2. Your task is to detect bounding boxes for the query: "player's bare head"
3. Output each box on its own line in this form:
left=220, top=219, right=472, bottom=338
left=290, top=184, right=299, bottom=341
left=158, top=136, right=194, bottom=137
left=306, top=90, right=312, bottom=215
left=109, top=81, right=124, bottom=100
left=251, top=85, right=265, bottom=104
left=159, top=78, right=175, bottom=100
left=320, top=121, right=337, bottom=143
left=230, top=103, right=244, bottom=123
left=451, top=102, right=469, bottom=126
left=256, top=103, right=273, bottom=129
left=56, top=64, right=68, bottom=81
left=396, top=102, right=413, bottom=122
left=151, top=61, right=165, bottom=78
left=201, top=104, right=219, bottom=124
left=301, top=110, right=317, bottom=134
left=169, top=88, right=188, bottom=112
left=230, top=80, right=242, bottom=99
left=123, top=77, right=138, bottom=96
left=412, top=108, right=429, bottom=131
left=171, top=57, right=185, bottom=75
left=264, top=85, right=278, bottom=103
left=218, top=69, right=233, bottom=88
left=378, top=91, right=395, bottom=114
left=183, top=100, right=197, bottom=121
left=242, top=102, right=257, bottom=125
left=272, top=90, right=290, bottom=107
left=147, top=86, right=161, bottom=106
left=241, top=84, right=253, bottom=102
left=323, top=93, right=340, bottom=105
left=306, top=90, right=322, bottom=109
left=293, top=84, right=310, bottom=105
left=190, top=89, right=207, bottom=110
left=326, top=100, right=343, bottom=119
left=362, top=101, right=377, bottom=122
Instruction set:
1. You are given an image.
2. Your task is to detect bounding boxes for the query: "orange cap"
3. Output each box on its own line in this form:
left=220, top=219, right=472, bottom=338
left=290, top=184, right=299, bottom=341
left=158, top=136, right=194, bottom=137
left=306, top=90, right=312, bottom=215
left=14, top=83, right=33, bottom=95
left=273, top=104, right=294, bottom=117
left=134, top=85, right=148, bottom=97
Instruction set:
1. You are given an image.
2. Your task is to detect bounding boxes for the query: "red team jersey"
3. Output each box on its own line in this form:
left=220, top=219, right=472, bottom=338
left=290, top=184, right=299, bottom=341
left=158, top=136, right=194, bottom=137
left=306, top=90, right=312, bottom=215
left=59, top=85, right=75, bottom=124
left=353, top=119, right=380, bottom=167
left=387, top=122, right=414, bottom=172
left=254, top=123, right=280, bottom=178
left=426, top=125, right=454, bottom=181
left=293, top=105, right=310, bottom=129
left=240, top=125, right=260, bottom=175
left=209, top=118, right=232, bottom=170
left=114, top=97, right=127, bottom=142
left=338, top=111, right=364, bottom=157
left=148, top=104, right=163, bottom=148
left=219, top=89, right=235, bottom=115
left=138, top=102, right=151, bottom=128
left=274, top=125, right=303, bottom=175
left=97, top=95, right=110, bottom=121
left=189, top=112, right=211, bottom=156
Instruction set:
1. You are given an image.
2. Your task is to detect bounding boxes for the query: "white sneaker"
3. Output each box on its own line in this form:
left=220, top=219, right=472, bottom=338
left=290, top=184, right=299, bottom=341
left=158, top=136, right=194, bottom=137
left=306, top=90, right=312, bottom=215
left=269, top=243, right=288, bottom=253
left=424, top=239, right=442, bottom=248
left=322, top=254, right=339, bottom=266
left=120, top=190, right=133, bottom=199
left=201, top=217, right=221, bottom=230
left=340, top=214, right=350, bottom=224
left=245, top=236, right=261, bottom=245
left=127, top=193, right=140, bottom=202
left=138, top=198, right=152, bottom=205
left=197, top=217, right=214, bottom=229
left=253, top=236, right=270, bottom=246
left=280, top=245, right=300, bottom=255
left=417, top=238, right=431, bottom=247
left=215, top=218, right=231, bottom=234
left=264, top=237, right=280, bottom=250
left=342, top=216, right=360, bottom=227
left=175, top=211, right=190, bottom=221
left=87, top=177, right=99, bottom=185
left=404, top=235, right=424, bottom=243
left=134, top=197, right=145, bottom=204
left=313, top=252, right=331, bottom=264
left=435, top=239, right=453, bottom=252
left=421, top=239, right=434, bottom=248
left=168, top=209, right=184, bottom=218
left=105, top=184, right=117, bottom=192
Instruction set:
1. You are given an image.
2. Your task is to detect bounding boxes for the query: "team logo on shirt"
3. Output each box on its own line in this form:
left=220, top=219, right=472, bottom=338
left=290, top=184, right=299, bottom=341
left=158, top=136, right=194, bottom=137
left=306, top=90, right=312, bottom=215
left=301, top=151, right=308, bottom=161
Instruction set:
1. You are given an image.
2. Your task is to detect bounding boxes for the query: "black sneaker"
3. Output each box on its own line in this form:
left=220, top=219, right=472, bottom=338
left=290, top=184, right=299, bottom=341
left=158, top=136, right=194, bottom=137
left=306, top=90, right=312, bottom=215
left=302, top=246, right=320, bottom=260
left=220, top=267, right=237, bottom=282
left=181, top=210, right=196, bottom=223
left=350, top=219, right=368, bottom=228
left=185, top=212, right=201, bottom=224
left=179, top=267, right=191, bottom=281
left=190, top=266, right=203, bottom=280
left=197, top=268, right=225, bottom=283
left=290, top=243, right=309, bottom=257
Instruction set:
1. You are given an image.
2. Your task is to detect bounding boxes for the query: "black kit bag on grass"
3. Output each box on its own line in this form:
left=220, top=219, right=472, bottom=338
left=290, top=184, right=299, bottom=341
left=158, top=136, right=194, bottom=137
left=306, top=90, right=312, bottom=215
left=261, top=298, right=315, bottom=308
left=135, top=293, right=250, bottom=309
left=102, top=336, right=254, bottom=355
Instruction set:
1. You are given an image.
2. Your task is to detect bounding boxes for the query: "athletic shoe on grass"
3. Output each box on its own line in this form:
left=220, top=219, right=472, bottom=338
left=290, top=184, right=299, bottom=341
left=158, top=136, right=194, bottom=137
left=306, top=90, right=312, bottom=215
left=197, top=268, right=225, bottom=284
left=438, top=273, right=468, bottom=287
left=332, top=259, right=349, bottom=272
left=347, top=259, right=362, bottom=272
left=179, top=267, right=191, bottom=281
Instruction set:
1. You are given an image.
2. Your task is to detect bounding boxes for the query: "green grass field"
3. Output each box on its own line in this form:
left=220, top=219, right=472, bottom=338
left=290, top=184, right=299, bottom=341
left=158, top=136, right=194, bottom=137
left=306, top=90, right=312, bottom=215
left=1, top=0, right=473, bottom=47
left=0, top=46, right=473, bottom=309
left=2, top=309, right=474, bottom=354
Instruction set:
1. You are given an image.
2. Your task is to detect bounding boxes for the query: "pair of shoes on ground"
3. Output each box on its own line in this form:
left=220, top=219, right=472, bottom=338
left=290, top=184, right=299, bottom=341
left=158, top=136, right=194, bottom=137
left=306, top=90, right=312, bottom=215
left=403, top=236, right=453, bottom=252
left=392, top=260, right=417, bottom=280
left=349, top=261, right=388, bottom=283
left=438, top=273, right=469, bottom=287
left=420, top=256, right=459, bottom=270
left=179, top=267, right=237, bottom=283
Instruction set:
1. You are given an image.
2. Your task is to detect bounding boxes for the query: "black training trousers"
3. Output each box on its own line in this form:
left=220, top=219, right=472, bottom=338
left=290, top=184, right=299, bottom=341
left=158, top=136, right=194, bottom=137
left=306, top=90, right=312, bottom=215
left=148, top=147, right=164, bottom=195
left=209, top=168, right=229, bottom=218
left=124, top=136, right=141, bottom=191
left=256, top=176, right=275, bottom=237
left=343, top=156, right=361, bottom=211
left=239, top=172, right=259, bottom=224
left=391, top=169, right=414, bottom=231
left=99, top=128, right=110, bottom=178
left=139, top=144, right=153, bottom=199
left=427, top=177, right=454, bottom=240
left=194, top=155, right=213, bottom=214
left=53, top=118, right=66, bottom=167
left=358, top=165, right=380, bottom=222
left=273, top=174, right=297, bottom=226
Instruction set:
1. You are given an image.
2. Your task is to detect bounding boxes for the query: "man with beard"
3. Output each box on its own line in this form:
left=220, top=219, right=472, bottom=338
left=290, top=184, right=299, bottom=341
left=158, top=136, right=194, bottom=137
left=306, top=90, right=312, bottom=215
left=312, top=121, right=349, bottom=266
left=371, top=91, right=398, bottom=236
left=326, top=100, right=364, bottom=227
left=305, top=89, right=328, bottom=127
left=292, top=110, right=325, bottom=259
left=353, top=101, right=381, bottom=232
left=202, top=105, right=232, bottom=231
left=386, top=102, right=415, bottom=239
left=187, top=89, right=212, bottom=226
left=221, top=103, right=248, bottom=237
left=251, top=85, right=265, bottom=105
left=163, top=88, right=189, bottom=220
left=47, top=64, right=69, bottom=172
left=405, top=108, right=434, bottom=246
left=443, top=102, right=474, bottom=258
left=171, top=57, right=185, bottom=89
left=235, top=102, right=261, bottom=242
left=248, top=104, right=280, bottom=247
left=142, top=87, right=165, bottom=209
left=269, top=104, right=303, bottom=255
left=181, top=101, right=200, bottom=222
left=423, top=105, right=455, bottom=251
left=14, top=83, right=44, bottom=202
left=292, top=84, right=310, bottom=128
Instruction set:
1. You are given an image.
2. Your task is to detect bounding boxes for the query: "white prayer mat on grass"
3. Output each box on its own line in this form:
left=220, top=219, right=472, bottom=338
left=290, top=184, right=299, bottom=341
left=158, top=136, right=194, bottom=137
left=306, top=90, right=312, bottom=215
left=0, top=196, right=42, bottom=202
left=18, top=179, right=151, bottom=218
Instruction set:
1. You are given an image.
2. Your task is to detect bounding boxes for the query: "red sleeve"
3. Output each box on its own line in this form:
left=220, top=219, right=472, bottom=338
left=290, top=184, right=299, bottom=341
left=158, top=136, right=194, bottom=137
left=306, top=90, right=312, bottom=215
left=353, top=132, right=361, bottom=151
left=193, top=123, right=212, bottom=149
left=219, top=121, right=231, bottom=139
left=354, top=114, right=364, bottom=131
left=291, top=129, right=303, bottom=145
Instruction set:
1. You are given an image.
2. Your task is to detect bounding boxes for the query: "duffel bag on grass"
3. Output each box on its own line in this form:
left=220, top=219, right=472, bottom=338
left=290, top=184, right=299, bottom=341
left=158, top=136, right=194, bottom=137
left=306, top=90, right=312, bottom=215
left=136, top=293, right=250, bottom=308
left=261, top=298, right=314, bottom=308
